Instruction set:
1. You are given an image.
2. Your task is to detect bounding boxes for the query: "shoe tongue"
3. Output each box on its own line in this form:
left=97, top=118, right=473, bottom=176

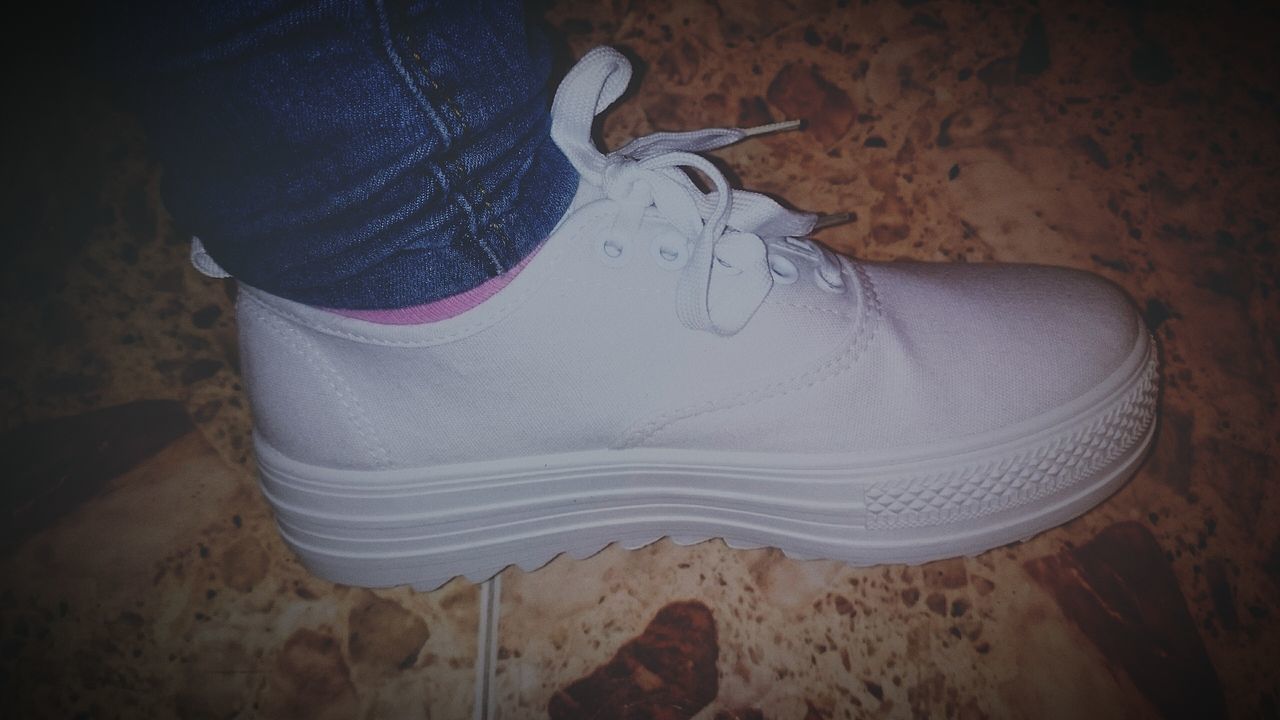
left=706, top=231, right=773, bottom=334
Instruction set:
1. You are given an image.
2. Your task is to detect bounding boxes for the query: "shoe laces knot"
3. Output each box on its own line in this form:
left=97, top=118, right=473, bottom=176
left=600, top=156, right=655, bottom=208
left=551, top=47, right=846, bottom=336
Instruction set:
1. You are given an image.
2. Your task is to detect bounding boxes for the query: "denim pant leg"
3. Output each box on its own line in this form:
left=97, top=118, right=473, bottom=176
left=103, top=0, right=578, bottom=309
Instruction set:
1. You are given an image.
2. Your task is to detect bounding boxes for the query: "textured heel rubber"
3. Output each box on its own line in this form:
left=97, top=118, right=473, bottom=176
left=256, top=339, right=1157, bottom=591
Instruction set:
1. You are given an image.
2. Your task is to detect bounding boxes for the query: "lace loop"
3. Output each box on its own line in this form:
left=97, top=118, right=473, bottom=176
left=551, top=47, right=824, bottom=335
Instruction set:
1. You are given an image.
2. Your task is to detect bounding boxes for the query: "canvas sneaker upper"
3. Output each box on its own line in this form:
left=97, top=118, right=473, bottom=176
left=227, top=47, right=1147, bottom=474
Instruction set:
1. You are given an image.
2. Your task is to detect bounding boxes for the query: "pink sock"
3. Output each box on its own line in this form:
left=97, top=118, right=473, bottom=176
left=327, top=243, right=542, bottom=324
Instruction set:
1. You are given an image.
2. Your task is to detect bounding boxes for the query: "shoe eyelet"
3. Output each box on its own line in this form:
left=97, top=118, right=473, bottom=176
left=598, top=237, right=629, bottom=267
left=769, top=255, right=798, bottom=284
left=782, top=236, right=819, bottom=259
left=815, top=266, right=845, bottom=293
left=649, top=230, right=689, bottom=270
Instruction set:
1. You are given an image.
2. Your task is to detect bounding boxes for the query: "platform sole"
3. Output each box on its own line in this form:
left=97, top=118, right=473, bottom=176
left=256, top=336, right=1158, bottom=590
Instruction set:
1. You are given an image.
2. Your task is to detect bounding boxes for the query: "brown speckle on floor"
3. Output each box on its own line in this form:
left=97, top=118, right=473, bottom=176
left=1024, top=521, right=1227, bottom=718
left=548, top=600, right=719, bottom=720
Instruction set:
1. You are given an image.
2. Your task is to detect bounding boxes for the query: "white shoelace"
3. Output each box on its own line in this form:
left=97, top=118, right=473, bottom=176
left=551, top=46, right=847, bottom=336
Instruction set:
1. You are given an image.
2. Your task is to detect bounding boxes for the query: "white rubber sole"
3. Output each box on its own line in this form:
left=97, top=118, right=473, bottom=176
left=256, top=336, right=1158, bottom=591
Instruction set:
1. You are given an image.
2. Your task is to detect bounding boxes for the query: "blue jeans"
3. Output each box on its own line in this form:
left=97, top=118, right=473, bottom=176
left=104, top=0, right=578, bottom=308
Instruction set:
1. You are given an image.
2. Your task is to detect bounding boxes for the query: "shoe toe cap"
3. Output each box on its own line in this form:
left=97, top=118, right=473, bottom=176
left=859, top=261, right=1146, bottom=443
left=636, top=261, right=1148, bottom=454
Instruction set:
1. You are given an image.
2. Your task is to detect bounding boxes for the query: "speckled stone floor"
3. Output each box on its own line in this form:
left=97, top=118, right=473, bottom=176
left=3, top=1, right=1277, bottom=718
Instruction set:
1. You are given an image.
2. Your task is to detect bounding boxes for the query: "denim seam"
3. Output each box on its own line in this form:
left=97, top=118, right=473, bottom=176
left=472, top=188, right=513, bottom=267
left=463, top=119, right=561, bottom=269
left=371, top=0, right=504, bottom=275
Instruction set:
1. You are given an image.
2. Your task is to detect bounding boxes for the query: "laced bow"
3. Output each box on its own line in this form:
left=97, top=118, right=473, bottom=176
left=551, top=47, right=840, bottom=335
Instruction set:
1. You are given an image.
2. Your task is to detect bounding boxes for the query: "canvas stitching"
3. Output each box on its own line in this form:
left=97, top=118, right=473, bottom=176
left=243, top=300, right=392, bottom=469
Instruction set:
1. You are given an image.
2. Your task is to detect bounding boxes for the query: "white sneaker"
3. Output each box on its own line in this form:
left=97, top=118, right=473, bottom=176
left=216, top=48, right=1157, bottom=590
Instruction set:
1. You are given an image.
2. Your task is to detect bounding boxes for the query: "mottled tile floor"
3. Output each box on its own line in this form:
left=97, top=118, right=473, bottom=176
left=3, top=1, right=1277, bottom=718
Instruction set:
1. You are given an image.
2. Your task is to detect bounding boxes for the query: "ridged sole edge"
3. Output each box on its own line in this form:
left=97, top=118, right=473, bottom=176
left=258, top=341, right=1158, bottom=591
